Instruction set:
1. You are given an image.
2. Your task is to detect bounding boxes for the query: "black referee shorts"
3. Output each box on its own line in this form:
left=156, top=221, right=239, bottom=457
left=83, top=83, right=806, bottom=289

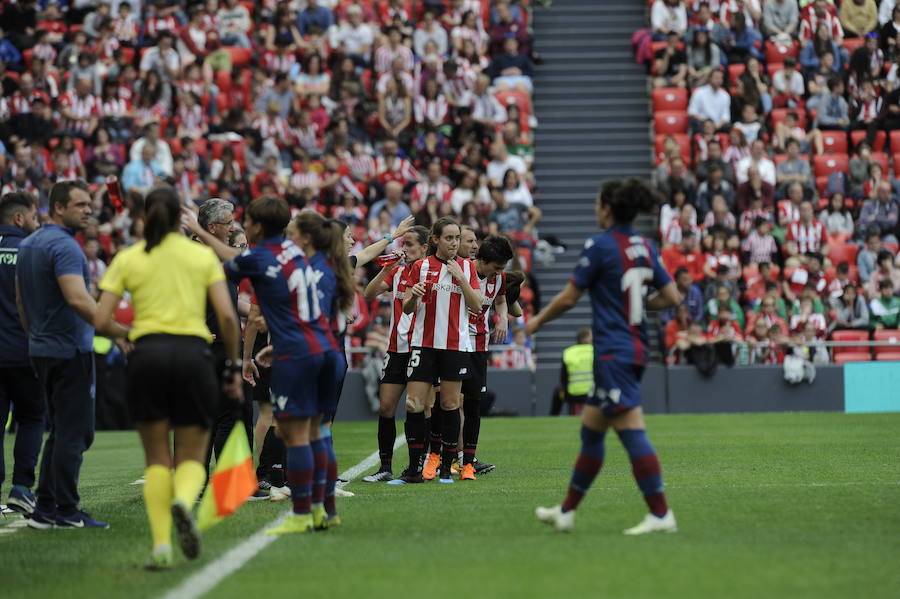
left=461, top=351, right=490, bottom=397
left=126, top=334, right=218, bottom=428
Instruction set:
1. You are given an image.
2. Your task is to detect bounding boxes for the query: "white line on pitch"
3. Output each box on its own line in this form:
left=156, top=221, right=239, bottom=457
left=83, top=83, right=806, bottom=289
left=159, top=434, right=406, bottom=599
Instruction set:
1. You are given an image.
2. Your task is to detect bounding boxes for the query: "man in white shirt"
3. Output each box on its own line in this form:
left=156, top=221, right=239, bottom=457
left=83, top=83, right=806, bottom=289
left=735, top=139, right=776, bottom=186
left=687, top=69, right=730, bottom=132
left=330, top=5, right=373, bottom=67
left=486, top=140, right=526, bottom=188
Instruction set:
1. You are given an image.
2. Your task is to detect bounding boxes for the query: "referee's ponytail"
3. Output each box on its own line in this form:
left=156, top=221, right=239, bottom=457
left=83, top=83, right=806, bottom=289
left=143, top=186, right=181, bottom=253
left=597, top=177, right=661, bottom=225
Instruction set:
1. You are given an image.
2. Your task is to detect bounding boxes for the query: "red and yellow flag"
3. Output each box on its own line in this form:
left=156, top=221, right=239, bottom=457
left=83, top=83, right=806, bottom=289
left=198, top=423, right=258, bottom=531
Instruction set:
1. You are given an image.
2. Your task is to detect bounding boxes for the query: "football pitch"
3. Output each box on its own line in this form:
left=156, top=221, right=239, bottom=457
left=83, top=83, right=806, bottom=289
left=2, top=412, right=899, bottom=599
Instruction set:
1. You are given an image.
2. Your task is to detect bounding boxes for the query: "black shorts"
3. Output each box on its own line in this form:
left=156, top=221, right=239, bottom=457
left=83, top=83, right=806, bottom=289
left=380, top=351, right=410, bottom=385
left=407, top=347, right=470, bottom=383
left=461, top=351, right=490, bottom=396
left=126, top=335, right=218, bottom=428
left=252, top=364, right=272, bottom=403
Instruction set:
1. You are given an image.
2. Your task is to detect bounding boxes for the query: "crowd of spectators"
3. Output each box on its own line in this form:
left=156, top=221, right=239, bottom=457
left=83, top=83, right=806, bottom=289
left=642, top=0, right=900, bottom=365
left=0, top=0, right=542, bottom=369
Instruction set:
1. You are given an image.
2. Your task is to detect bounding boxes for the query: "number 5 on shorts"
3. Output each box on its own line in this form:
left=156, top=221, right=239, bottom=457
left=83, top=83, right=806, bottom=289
left=407, top=349, right=421, bottom=379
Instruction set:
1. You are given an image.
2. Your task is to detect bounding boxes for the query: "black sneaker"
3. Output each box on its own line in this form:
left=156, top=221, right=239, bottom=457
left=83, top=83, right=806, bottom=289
left=473, top=459, right=495, bottom=475
left=386, top=469, right=424, bottom=485
left=171, top=500, right=201, bottom=560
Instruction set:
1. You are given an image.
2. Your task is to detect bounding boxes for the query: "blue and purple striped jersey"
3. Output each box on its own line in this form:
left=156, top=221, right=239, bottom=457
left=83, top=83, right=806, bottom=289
left=570, top=224, right=671, bottom=366
left=225, top=236, right=338, bottom=360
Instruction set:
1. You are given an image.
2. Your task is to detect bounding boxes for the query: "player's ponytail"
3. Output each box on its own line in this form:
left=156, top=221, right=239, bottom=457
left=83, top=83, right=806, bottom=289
left=504, top=271, right=525, bottom=306
left=143, top=185, right=181, bottom=253
left=409, top=225, right=429, bottom=247
left=598, top=177, right=661, bottom=225
left=296, top=212, right=355, bottom=313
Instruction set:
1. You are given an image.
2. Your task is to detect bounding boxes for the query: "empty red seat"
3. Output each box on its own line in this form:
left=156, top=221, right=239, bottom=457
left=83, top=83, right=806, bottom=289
left=873, top=329, right=900, bottom=358
left=831, top=330, right=869, bottom=357
left=891, top=130, right=900, bottom=154
left=885, top=241, right=899, bottom=254
left=765, top=40, right=799, bottom=63
left=654, top=111, right=688, bottom=135
left=876, top=352, right=900, bottom=361
left=652, top=87, right=689, bottom=112
left=728, top=63, right=746, bottom=84
left=850, top=130, right=885, bottom=152
left=821, top=131, right=848, bottom=154
left=813, top=154, right=849, bottom=177
left=843, top=37, right=865, bottom=55
left=871, top=151, right=889, bottom=174
left=829, top=243, right=859, bottom=266
left=120, top=47, right=135, bottom=65
left=834, top=352, right=872, bottom=364
left=766, top=62, right=784, bottom=78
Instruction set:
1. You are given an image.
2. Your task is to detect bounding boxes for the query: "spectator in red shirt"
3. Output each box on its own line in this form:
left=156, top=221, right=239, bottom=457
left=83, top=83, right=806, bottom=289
left=662, top=229, right=706, bottom=281
left=785, top=251, right=827, bottom=302
left=745, top=295, right=790, bottom=337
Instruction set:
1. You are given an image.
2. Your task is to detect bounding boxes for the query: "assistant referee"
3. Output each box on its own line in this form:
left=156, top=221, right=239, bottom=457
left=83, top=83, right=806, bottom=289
left=94, top=186, right=241, bottom=571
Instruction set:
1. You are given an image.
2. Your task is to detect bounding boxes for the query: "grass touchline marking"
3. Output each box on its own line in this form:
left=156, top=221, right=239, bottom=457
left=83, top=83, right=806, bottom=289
left=159, top=434, right=406, bottom=599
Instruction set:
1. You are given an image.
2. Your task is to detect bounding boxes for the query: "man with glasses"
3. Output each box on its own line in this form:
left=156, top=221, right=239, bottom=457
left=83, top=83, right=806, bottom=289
left=196, top=199, right=253, bottom=474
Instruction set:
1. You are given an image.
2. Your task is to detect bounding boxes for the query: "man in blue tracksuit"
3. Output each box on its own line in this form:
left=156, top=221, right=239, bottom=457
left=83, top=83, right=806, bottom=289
left=0, top=192, right=44, bottom=515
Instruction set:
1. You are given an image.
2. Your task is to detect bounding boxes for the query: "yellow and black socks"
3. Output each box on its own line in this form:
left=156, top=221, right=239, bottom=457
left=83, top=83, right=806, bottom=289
left=173, top=460, right=206, bottom=506
left=144, top=465, right=173, bottom=549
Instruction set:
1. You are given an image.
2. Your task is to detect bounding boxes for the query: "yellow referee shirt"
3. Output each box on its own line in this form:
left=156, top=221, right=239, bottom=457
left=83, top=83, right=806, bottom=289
left=99, top=233, right=225, bottom=342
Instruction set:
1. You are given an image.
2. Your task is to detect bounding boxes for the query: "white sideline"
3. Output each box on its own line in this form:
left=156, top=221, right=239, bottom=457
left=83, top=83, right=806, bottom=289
left=159, top=434, right=406, bottom=599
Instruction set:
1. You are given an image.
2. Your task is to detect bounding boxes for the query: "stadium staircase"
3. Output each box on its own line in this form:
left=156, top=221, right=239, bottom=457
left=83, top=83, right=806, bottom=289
left=531, top=0, right=658, bottom=367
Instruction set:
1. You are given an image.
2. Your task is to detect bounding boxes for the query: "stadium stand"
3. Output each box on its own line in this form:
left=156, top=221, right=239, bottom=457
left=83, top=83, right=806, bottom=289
left=635, top=0, right=900, bottom=366
left=0, top=0, right=543, bottom=372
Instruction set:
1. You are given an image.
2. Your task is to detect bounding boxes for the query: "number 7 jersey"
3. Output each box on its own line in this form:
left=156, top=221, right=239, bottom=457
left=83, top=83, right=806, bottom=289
left=570, top=224, right=671, bottom=366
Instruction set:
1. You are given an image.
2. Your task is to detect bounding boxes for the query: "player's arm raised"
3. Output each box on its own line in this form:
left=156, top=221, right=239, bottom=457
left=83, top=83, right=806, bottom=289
left=364, top=262, right=396, bottom=299
left=525, top=282, right=583, bottom=336
left=354, top=215, right=415, bottom=268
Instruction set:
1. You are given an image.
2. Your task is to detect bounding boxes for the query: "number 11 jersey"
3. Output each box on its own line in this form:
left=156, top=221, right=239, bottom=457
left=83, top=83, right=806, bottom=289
left=570, top=224, right=671, bottom=366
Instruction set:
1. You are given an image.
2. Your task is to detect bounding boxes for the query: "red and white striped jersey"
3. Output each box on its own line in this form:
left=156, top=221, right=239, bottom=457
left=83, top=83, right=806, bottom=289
left=787, top=266, right=827, bottom=296
left=177, top=103, right=205, bottom=133
left=99, top=96, right=130, bottom=117
left=374, top=44, right=414, bottom=74
left=777, top=200, right=800, bottom=225
left=32, top=42, right=57, bottom=64
left=406, top=256, right=481, bottom=351
left=262, top=51, right=297, bottom=75
left=93, top=36, right=120, bottom=61
left=347, top=153, right=376, bottom=181
left=289, top=170, right=321, bottom=191
left=145, top=15, right=179, bottom=40
left=10, top=90, right=51, bottom=115
left=468, top=271, right=506, bottom=352
left=414, top=95, right=449, bottom=126
left=375, top=155, right=419, bottom=186
left=386, top=263, right=414, bottom=353
left=786, top=220, right=826, bottom=254
left=410, top=180, right=452, bottom=208
left=58, top=91, right=99, bottom=135
left=113, top=15, right=140, bottom=41
left=253, top=115, right=293, bottom=147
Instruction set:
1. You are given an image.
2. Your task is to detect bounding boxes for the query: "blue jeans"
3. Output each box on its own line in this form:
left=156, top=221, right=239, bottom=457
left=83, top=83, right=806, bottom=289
left=0, top=366, right=46, bottom=491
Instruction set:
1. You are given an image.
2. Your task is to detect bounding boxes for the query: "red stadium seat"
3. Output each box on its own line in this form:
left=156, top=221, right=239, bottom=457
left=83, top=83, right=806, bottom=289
left=225, top=46, right=252, bottom=68
left=765, top=40, right=799, bottom=63
left=770, top=108, right=807, bottom=130
left=215, top=70, right=232, bottom=93
left=821, top=131, right=848, bottom=154
left=766, top=62, right=783, bottom=78
left=654, top=111, right=688, bottom=135
left=876, top=352, right=900, bottom=361
left=850, top=130, right=885, bottom=152
left=23, top=48, right=33, bottom=71
left=871, top=151, right=889, bottom=174
left=890, top=130, right=900, bottom=154
left=120, top=47, right=135, bottom=65
left=892, top=154, right=900, bottom=176
left=885, top=242, right=899, bottom=254
left=834, top=352, right=872, bottom=364
left=842, top=37, right=865, bottom=55
left=873, top=329, right=900, bottom=358
left=728, top=63, right=745, bottom=84
left=813, top=154, right=849, bottom=177
left=168, top=138, right=182, bottom=156
left=829, top=243, right=859, bottom=266
left=652, top=88, right=689, bottom=112
left=831, top=330, right=869, bottom=357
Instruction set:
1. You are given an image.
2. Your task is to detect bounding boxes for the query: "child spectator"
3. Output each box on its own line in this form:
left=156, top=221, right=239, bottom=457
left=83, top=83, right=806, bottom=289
left=829, top=283, right=870, bottom=332
left=742, top=215, right=779, bottom=264
left=869, top=279, right=900, bottom=329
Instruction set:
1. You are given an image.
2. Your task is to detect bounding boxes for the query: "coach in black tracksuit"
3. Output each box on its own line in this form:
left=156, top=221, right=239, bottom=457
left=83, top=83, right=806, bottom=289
left=0, top=192, right=45, bottom=514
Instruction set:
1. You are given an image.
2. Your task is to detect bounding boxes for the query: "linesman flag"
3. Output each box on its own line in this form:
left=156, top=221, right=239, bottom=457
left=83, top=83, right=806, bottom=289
left=197, top=423, right=258, bottom=531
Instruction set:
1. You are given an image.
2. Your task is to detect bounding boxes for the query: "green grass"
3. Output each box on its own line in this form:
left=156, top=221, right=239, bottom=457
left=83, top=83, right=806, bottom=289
left=3, top=413, right=900, bottom=599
